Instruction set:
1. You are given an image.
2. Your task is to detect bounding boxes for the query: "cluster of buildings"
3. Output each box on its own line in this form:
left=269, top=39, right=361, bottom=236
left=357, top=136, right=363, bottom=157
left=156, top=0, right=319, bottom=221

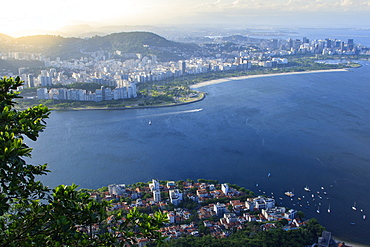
left=36, top=84, right=137, bottom=102
left=1, top=35, right=367, bottom=103
left=97, top=179, right=303, bottom=241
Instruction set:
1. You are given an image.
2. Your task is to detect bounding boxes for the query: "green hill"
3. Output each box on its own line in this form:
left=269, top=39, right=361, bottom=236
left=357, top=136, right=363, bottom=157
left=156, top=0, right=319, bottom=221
left=7, top=32, right=200, bottom=61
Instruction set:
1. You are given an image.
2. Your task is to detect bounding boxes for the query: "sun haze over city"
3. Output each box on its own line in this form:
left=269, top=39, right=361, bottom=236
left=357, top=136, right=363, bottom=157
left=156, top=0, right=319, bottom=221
left=1, top=0, right=370, bottom=37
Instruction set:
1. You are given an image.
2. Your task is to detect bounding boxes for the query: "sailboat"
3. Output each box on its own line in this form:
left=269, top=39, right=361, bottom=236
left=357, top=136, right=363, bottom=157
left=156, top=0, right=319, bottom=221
left=317, top=205, right=320, bottom=214
left=352, top=202, right=357, bottom=211
left=328, top=204, right=331, bottom=213
left=304, top=185, right=311, bottom=192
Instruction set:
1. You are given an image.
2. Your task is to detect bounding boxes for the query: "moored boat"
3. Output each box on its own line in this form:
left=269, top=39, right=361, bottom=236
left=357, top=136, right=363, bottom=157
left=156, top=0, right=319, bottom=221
left=285, top=191, right=295, bottom=197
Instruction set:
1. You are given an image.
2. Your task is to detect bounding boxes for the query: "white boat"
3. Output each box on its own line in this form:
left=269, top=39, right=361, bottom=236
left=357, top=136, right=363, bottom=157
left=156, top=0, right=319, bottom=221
left=304, top=186, right=311, bottom=192
left=148, top=120, right=152, bottom=125
left=328, top=204, right=331, bottom=213
left=285, top=191, right=295, bottom=197
left=352, top=202, right=357, bottom=211
left=317, top=206, right=320, bottom=214
left=363, top=215, right=366, bottom=220
left=267, top=173, right=271, bottom=178
left=321, top=186, right=324, bottom=190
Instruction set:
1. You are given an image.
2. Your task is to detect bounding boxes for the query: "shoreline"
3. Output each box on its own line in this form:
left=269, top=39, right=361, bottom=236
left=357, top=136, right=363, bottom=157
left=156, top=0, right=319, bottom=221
left=190, top=68, right=349, bottom=89
left=333, top=237, right=369, bottom=247
left=52, top=92, right=206, bottom=111
left=48, top=68, right=348, bottom=111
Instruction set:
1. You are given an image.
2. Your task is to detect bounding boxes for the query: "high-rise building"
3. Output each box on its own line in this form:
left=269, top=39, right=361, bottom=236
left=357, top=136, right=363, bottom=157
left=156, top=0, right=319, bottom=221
left=179, top=60, right=186, bottom=75
left=39, top=76, right=53, bottom=87
left=340, top=41, right=346, bottom=51
left=18, top=67, right=27, bottom=75
left=153, top=190, right=161, bottom=203
left=325, top=38, right=332, bottom=48
left=271, top=39, right=278, bottom=49
left=348, top=39, right=354, bottom=51
left=288, top=38, right=294, bottom=49
left=37, top=88, right=49, bottom=99
left=294, top=39, right=302, bottom=49
left=27, top=74, right=34, bottom=87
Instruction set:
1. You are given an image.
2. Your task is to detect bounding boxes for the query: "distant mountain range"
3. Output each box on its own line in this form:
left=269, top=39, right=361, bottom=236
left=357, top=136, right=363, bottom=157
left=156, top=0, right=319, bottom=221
left=0, top=31, right=200, bottom=61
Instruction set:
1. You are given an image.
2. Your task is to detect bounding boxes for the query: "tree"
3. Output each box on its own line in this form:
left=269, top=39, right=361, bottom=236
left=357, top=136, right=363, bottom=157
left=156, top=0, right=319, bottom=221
left=0, top=76, right=50, bottom=214
left=0, top=77, right=168, bottom=246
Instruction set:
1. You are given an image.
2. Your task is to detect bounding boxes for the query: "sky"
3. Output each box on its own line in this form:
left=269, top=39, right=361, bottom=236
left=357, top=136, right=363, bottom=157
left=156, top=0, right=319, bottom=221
left=1, top=0, right=370, bottom=37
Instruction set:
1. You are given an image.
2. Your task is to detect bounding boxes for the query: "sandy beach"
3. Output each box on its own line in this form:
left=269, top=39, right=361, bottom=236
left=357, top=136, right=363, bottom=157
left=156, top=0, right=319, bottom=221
left=190, top=69, right=348, bottom=89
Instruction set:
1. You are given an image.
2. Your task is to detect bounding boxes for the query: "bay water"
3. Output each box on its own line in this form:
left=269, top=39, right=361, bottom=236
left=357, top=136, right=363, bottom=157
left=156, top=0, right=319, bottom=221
left=29, top=62, right=370, bottom=244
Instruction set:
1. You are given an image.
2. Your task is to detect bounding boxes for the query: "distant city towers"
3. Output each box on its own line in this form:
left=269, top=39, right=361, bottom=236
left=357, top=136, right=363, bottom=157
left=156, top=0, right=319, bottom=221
left=325, top=38, right=332, bottom=48
left=348, top=39, right=354, bottom=51
left=271, top=39, right=278, bottom=49
left=178, top=60, right=186, bottom=75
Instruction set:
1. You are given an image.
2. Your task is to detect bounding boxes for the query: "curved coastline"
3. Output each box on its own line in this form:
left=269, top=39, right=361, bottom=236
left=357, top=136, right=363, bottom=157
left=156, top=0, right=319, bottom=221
left=190, top=68, right=349, bottom=89
left=53, top=68, right=349, bottom=111
left=53, top=92, right=206, bottom=111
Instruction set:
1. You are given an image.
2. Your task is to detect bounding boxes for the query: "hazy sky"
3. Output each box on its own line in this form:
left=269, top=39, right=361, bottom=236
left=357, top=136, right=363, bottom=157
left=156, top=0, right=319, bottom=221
left=1, top=0, right=370, bottom=36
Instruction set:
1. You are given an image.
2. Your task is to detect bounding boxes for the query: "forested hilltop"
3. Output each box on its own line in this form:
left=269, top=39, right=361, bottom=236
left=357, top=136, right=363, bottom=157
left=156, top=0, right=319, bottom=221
left=0, top=31, right=200, bottom=61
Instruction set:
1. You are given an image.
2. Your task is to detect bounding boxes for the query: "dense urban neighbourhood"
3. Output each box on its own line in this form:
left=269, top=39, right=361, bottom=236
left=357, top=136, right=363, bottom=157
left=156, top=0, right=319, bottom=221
left=80, top=179, right=346, bottom=246
left=0, top=32, right=366, bottom=109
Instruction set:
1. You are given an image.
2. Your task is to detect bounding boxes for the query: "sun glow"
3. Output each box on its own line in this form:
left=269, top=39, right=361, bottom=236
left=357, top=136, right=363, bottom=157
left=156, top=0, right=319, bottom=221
left=0, top=0, right=158, bottom=36
left=1, top=0, right=369, bottom=37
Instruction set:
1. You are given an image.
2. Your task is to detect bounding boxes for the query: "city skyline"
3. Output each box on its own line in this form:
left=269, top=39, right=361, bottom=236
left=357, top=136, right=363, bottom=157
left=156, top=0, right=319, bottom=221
left=2, top=0, right=370, bottom=37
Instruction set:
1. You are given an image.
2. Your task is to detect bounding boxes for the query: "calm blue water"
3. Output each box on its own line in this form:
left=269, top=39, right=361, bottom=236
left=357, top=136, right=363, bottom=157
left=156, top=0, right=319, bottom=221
left=28, top=63, right=370, bottom=244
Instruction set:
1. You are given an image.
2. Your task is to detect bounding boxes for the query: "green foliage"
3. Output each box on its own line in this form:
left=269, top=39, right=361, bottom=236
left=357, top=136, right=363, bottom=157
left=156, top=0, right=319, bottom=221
left=197, top=179, right=219, bottom=184
left=0, top=77, right=168, bottom=246
left=0, top=59, right=44, bottom=74
left=167, top=218, right=325, bottom=247
left=297, top=211, right=305, bottom=220
left=97, top=186, right=108, bottom=192
left=0, top=76, right=50, bottom=214
left=9, top=32, right=196, bottom=61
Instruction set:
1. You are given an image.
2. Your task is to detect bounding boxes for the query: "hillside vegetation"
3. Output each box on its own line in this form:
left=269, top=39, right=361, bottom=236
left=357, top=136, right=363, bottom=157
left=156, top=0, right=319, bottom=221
left=3, top=32, right=199, bottom=61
